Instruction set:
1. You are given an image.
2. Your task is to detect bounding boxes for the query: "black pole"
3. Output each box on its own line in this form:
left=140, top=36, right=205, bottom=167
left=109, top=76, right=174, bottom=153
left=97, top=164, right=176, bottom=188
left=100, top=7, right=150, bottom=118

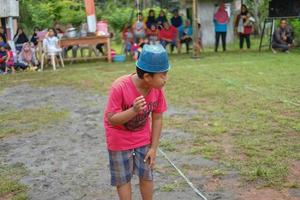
left=269, top=19, right=274, bottom=50
left=259, top=19, right=267, bottom=51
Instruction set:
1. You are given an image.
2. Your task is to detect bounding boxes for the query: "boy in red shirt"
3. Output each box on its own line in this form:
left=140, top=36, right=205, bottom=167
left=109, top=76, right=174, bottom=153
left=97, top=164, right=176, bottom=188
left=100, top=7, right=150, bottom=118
left=104, top=44, right=169, bottom=200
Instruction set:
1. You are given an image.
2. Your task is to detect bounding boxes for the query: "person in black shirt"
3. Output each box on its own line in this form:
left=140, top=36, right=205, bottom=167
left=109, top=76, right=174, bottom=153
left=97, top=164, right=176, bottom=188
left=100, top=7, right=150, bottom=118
left=156, top=10, right=168, bottom=30
left=14, top=28, right=29, bottom=52
left=30, top=27, right=40, bottom=46
left=171, top=9, right=183, bottom=28
left=146, top=9, right=156, bottom=29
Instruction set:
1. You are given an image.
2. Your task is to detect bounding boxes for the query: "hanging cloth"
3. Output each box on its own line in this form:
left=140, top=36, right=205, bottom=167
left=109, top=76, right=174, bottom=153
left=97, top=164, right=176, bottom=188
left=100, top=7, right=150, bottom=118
left=214, top=1, right=229, bottom=24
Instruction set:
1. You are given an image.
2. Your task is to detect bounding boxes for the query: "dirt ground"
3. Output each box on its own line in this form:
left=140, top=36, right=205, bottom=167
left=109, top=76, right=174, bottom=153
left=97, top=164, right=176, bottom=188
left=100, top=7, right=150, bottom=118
left=0, top=85, right=299, bottom=200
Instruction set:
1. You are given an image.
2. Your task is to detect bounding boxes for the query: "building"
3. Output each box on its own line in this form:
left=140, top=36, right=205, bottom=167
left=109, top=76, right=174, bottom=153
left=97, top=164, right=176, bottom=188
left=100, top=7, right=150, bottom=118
left=179, top=0, right=242, bottom=47
left=0, top=0, right=19, bottom=47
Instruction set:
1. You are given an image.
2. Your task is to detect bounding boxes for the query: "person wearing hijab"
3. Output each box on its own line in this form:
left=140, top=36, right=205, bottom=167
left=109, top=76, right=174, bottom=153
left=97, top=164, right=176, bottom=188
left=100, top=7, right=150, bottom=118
left=235, top=4, right=253, bottom=50
left=16, top=42, right=38, bottom=70
left=146, top=9, right=156, bottom=29
left=214, top=1, right=229, bottom=52
left=156, top=10, right=168, bottom=30
left=14, top=28, right=29, bottom=52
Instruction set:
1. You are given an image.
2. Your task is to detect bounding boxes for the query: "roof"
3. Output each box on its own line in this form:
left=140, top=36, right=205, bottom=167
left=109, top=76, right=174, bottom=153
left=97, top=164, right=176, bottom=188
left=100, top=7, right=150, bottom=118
left=0, top=0, right=19, bottom=17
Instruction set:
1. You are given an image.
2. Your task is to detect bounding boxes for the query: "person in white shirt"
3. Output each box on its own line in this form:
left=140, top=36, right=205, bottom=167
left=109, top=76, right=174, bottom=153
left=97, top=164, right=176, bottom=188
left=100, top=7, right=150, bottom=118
left=43, top=28, right=62, bottom=55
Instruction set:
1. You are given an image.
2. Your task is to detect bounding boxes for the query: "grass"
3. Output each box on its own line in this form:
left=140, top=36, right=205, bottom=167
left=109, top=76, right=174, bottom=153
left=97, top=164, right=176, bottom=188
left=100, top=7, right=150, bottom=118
left=0, top=164, right=28, bottom=200
left=0, top=42, right=299, bottom=188
left=0, top=107, right=69, bottom=139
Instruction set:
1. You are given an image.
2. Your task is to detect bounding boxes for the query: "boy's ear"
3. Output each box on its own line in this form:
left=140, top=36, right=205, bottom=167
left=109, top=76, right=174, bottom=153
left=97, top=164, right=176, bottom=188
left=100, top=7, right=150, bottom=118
left=143, top=73, right=153, bottom=82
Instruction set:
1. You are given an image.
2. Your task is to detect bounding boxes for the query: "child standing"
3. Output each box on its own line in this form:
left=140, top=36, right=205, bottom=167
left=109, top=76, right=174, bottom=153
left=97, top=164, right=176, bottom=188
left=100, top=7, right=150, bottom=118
left=122, top=24, right=134, bottom=56
left=104, top=44, right=170, bottom=200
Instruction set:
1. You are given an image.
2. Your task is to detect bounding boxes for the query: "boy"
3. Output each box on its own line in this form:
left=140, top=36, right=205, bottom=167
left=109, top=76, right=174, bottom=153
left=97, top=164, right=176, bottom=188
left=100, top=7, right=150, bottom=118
left=104, top=44, right=170, bottom=200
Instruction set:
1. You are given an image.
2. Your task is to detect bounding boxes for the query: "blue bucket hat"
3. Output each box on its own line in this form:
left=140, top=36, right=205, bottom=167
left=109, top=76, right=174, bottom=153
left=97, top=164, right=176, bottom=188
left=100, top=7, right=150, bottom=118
left=136, top=44, right=170, bottom=73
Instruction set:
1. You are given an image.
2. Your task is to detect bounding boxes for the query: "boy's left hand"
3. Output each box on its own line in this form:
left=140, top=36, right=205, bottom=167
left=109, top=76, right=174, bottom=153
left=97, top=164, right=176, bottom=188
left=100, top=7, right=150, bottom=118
left=144, top=148, right=157, bottom=169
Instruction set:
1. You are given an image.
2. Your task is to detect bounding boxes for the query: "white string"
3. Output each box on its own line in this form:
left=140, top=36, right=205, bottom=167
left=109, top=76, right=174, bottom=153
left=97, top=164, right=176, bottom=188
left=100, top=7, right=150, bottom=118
left=137, top=0, right=140, bottom=22
left=158, top=148, right=208, bottom=200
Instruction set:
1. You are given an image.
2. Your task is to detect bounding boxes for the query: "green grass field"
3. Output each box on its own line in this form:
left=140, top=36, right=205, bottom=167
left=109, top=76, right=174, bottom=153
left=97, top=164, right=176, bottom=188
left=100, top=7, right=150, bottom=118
left=1, top=47, right=299, bottom=194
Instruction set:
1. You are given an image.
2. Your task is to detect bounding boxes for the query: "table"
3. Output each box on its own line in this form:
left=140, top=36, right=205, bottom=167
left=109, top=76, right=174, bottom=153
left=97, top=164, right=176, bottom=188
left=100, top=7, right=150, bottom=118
left=59, top=36, right=112, bottom=63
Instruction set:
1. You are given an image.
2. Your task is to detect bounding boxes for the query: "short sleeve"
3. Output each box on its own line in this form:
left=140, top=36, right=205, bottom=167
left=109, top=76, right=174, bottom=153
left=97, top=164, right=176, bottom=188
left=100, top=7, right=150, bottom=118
left=106, top=86, right=123, bottom=114
left=153, top=89, right=167, bottom=113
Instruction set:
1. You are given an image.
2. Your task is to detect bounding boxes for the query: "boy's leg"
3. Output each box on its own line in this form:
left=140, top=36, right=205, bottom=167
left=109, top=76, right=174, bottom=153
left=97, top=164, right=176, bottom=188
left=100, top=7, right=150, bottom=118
left=117, top=182, right=132, bottom=200
left=133, top=145, right=154, bottom=200
left=139, top=178, right=153, bottom=200
left=109, top=149, right=134, bottom=200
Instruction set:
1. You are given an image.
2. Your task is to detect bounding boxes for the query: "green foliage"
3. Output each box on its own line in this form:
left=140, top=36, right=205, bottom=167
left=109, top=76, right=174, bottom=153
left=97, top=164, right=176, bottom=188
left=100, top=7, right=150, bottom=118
left=290, top=19, right=300, bottom=41
left=19, top=0, right=86, bottom=30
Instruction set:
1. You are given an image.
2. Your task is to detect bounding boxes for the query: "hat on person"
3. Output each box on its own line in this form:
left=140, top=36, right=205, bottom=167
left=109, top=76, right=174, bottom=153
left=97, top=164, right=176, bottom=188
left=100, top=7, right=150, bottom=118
left=0, top=42, right=6, bottom=47
left=136, top=44, right=170, bottom=73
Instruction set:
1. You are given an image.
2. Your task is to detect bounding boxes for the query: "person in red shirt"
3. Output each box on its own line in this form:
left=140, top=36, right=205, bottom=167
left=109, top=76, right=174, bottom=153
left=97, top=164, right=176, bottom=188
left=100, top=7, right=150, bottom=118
left=104, top=44, right=169, bottom=200
left=146, top=24, right=159, bottom=45
left=159, top=22, right=178, bottom=53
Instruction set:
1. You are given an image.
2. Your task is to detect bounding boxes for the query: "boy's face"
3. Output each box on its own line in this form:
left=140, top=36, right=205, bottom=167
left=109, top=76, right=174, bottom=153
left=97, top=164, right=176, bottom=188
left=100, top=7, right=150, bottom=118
left=144, top=72, right=168, bottom=89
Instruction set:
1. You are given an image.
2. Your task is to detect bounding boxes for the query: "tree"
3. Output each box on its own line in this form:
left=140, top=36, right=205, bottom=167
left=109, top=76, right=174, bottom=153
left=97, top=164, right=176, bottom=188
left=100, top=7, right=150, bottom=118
left=245, top=0, right=271, bottom=35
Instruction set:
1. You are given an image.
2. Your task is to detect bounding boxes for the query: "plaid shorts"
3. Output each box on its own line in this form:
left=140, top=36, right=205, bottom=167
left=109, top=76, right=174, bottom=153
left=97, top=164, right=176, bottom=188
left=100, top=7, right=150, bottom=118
left=108, top=145, right=153, bottom=186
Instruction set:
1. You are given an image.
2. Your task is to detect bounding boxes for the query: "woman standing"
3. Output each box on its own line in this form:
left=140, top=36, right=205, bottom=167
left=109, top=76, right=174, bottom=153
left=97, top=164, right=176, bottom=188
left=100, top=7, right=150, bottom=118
left=214, top=2, right=229, bottom=52
left=235, top=4, right=253, bottom=50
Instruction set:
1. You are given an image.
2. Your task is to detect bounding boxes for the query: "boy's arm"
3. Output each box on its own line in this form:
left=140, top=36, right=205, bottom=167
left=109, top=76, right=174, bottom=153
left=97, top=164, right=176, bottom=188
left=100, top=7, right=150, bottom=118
left=144, top=112, right=163, bottom=168
left=108, top=95, right=146, bottom=126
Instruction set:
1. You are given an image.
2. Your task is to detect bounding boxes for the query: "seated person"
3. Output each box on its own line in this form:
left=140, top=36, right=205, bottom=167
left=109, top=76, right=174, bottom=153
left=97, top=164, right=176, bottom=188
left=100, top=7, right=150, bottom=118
left=16, top=42, right=38, bottom=70
left=146, top=24, right=159, bottom=45
left=272, top=19, right=294, bottom=53
left=133, top=12, right=147, bottom=43
left=178, top=20, right=193, bottom=53
left=14, top=28, right=29, bottom=53
left=0, top=42, right=7, bottom=73
left=4, top=44, right=16, bottom=74
left=159, top=22, right=178, bottom=53
left=43, top=28, right=62, bottom=55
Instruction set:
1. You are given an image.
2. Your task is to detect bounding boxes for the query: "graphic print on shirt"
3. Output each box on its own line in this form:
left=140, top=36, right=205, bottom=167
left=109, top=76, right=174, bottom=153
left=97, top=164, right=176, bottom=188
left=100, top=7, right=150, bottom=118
left=123, top=101, right=158, bottom=131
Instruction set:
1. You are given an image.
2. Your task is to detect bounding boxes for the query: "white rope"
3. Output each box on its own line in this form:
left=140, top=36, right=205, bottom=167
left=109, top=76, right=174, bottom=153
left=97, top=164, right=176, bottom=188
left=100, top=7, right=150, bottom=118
left=137, top=0, right=140, bottom=22
left=158, top=148, right=208, bottom=200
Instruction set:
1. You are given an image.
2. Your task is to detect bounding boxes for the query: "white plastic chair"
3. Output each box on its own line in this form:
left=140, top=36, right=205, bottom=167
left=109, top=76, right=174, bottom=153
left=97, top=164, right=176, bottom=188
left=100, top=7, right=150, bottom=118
left=41, top=47, right=64, bottom=71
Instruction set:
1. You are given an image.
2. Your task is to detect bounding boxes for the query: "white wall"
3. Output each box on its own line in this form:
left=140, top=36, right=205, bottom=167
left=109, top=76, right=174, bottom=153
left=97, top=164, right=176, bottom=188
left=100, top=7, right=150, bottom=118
left=0, top=0, right=19, bottom=17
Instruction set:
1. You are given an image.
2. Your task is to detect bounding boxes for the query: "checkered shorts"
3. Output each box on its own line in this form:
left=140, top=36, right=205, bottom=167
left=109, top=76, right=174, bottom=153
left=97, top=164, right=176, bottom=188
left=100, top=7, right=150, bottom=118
left=108, top=145, right=153, bottom=186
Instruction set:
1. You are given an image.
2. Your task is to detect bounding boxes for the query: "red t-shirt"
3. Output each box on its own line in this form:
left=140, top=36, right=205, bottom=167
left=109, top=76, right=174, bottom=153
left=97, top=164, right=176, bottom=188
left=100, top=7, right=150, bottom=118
left=159, top=26, right=178, bottom=41
left=104, top=74, right=167, bottom=151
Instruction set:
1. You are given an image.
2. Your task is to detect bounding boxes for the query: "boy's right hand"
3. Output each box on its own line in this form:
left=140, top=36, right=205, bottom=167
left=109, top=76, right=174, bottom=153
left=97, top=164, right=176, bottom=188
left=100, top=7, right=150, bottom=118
left=133, top=95, right=147, bottom=113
